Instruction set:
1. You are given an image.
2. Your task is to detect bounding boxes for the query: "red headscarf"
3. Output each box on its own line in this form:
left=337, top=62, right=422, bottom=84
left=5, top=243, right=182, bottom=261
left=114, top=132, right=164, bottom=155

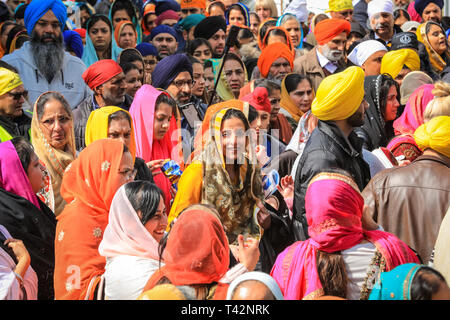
left=270, top=172, right=419, bottom=300
left=314, top=18, right=351, bottom=45
left=241, top=86, right=272, bottom=113
left=82, top=59, right=123, bottom=90
left=257, top=42, right=294, bottom=78
left=143, top=206, right=229, bottom=292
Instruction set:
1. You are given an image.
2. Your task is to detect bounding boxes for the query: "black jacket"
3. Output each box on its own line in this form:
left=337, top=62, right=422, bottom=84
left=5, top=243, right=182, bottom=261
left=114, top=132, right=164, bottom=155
left=0, top=111, right=32, bottom=142
left=293, top=120, right=371, bottom=240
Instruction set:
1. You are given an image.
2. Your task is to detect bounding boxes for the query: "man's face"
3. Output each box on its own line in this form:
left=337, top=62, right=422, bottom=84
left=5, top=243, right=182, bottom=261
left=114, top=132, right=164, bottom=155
left=208, top=29, right=226, bottom=57
left=180, top=7, right=202, bottom=19
left=152, top=33, right=178, bottom=59
left=347, top=99, right=368, bottom=127
left=370, top=12, right=394, bottom=40
left=166, top=71, right=193, bottom=104
left=33, top=10, right=62, bottom=43
left=422, top=3, right=442, bottom=23
left=97, top=72, right=127, bottom=106
left=319, top=32, right=347, bottom=62
left=362, top=50, right=387, bottom=76
left=330, top=9, right=353, bottom=22
left=395, top=67, right=411, bottom=87
left=268, top=57, right=292, bottom=80
left=0, top=84, right=26, bottom=118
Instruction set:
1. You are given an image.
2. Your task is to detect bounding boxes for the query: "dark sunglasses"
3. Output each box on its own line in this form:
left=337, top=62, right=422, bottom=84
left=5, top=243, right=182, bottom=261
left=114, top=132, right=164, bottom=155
left=7, top=90, right=28, bottom=100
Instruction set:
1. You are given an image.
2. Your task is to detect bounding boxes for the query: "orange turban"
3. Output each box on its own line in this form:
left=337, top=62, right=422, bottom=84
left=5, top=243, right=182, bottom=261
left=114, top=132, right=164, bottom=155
left=180, top=0, right=206, bottom=10
left=82, top=59, right=123, bottom=90
left=314, top=18, right=351, bottom=45
left=257, top=42, right=294, bottom=78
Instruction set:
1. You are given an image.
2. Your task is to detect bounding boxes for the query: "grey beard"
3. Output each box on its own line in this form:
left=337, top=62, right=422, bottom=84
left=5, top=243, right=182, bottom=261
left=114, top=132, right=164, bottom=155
left=320, top=44, right=343, bottom=62
left=30, top=32, right=64, bottom=83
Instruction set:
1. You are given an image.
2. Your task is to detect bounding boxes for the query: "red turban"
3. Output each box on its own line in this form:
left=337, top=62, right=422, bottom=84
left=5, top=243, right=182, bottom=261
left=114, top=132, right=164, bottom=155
left=82, top=59, right=123, bottom=90
left=257, top=42, right=294, bottom=79
left=314, top=18, right=351, bottom=46
left=241, top=87, right=271, bottom=113
left=74, top=28, right=86, bottom=38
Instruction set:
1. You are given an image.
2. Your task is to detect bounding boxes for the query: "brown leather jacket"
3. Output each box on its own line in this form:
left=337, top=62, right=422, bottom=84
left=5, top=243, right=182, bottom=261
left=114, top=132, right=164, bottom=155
left=362, top=155, right=450, bottom=264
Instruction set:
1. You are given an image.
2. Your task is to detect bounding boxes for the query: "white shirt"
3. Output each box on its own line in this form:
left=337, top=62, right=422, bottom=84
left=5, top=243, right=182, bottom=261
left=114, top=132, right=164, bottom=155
left=316, top=49, right=339, bottom=74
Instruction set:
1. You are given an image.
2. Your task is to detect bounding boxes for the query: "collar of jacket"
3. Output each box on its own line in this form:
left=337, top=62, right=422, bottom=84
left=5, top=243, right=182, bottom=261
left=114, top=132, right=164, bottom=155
left=413, top=154, right=450, bottom=168
left=318, top=120, right=363, bottom=158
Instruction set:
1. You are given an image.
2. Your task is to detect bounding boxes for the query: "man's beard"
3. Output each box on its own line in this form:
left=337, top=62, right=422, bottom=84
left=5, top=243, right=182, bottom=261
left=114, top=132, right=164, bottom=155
left=30, top=31, right=64, bottom=83
left=347, top=109, right=365, bottom=127
left=321, top=44, right=344, bottom=62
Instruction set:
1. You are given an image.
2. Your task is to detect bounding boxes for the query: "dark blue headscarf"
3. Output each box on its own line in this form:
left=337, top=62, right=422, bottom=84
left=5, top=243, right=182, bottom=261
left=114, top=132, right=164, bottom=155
left=151, top=53, right=192, bottom=89
left=24, top=0, right=67, bottom=35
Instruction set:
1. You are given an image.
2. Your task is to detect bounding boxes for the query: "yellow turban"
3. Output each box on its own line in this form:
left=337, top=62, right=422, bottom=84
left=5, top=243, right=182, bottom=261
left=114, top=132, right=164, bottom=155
left=85, top=106, right=136, bottom=159
left=325, top=0, right=353, bottom=13
left=0, top=67, right=22, bottom=96
left=414, top=116, right=450, bottom=157
left=311, top=66, right=365, bottom=121
left=380, top=48, right=420, bottom=79
left=137, top=284, right=186, bottom=300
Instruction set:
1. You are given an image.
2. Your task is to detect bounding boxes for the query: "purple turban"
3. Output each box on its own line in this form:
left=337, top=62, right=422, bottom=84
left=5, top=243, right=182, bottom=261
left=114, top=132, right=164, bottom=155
left=151, top=53, right=192, bottom=90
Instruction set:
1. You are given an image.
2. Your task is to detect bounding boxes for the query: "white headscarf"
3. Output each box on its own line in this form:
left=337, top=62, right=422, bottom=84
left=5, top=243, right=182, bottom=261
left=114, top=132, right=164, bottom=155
left=348, top=40, right=388, bottom=66
left=367, top=0, right=394, bottom=19
left=226, top=271, right=284, bottom=300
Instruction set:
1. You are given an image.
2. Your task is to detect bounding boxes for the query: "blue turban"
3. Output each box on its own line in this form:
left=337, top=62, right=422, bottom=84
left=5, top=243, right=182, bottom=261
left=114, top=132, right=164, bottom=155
left=414, top=0, right=444, bottom=16
left=177, top=14, right=206, bottom=32
left=151, top=53, right=193, bottom=89
left=155, top=0, right=181, bottom=16
left=63, top=30, right=83, bottom=59
left=24, top=0, right=67, bottom=35
left=149, top=24, right=178, bottom=41
left=136, top=42, right=158, bottom=57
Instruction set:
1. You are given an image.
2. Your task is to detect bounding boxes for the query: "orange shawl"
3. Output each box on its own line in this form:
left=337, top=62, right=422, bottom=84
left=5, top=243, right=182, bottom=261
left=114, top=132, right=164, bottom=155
left=54, top=139, right=129, bottom=300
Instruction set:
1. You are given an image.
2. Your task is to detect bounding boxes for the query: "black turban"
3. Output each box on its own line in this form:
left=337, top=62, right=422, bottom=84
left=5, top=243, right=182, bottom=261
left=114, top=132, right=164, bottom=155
left=193, top=16, right=227, bottom=40
left=414, top=0, right=443, bottom=16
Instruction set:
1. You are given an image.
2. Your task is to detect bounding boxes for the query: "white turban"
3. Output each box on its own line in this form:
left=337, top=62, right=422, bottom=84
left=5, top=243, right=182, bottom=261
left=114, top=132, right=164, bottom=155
left=367, top=0, right=394, bottom=19
left=348, top=40, right=388, bottom=66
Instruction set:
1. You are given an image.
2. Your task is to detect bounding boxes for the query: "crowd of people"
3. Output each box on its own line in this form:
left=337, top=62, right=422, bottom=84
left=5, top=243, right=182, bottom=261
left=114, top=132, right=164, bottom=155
left=0, top=0, right=449, bottom=301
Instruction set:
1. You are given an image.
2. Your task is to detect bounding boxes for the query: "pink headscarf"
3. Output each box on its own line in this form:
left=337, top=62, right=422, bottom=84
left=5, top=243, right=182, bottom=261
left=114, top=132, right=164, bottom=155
left=128, top=84, right=183, bottom=210
left=270, top=172, right=419, bottom=300
left=408, top=2, right=422, bottom=23
left=98, top=184, right=160, bottom=260
left=393, top=84, right=435, bottom=136
left=0, top=140, right=40, bottom=208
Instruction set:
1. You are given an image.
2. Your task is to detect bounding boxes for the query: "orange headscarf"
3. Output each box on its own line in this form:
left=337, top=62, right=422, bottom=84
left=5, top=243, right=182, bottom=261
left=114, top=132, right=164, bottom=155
left=114, top=20, right=136, bottom=47
left=142, top=3, right=156, bottom=35
left=54, top=139, right=132, bottom=300
left=257, top=42, right=294, bottom=78
left=142, top=207, right=230, bottom=294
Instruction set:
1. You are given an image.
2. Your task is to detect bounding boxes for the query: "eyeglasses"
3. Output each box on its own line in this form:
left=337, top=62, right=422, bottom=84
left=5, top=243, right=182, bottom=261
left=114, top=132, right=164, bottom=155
left=118, top=168, right=137, bottom=180
left=7, top=90, right=28, bottom=100
left=172, top=79, right=195, bottom=89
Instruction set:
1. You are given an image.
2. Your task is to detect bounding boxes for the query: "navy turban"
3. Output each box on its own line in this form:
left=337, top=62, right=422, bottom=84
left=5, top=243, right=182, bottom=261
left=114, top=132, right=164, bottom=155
left=414, top=0, right=444, bottom=16
left=155, top=0, right=181, bottom=16
left=151, top=53, right=193, bottom=90
left=63, top=30, right=83, bottom=59
left=149, top=25, right=178, bottom=41
left=193, top=15, right=227, bottom=40
left=24, top=0, right=67, bottom=35
left=136, top=42, right=158, bottom=57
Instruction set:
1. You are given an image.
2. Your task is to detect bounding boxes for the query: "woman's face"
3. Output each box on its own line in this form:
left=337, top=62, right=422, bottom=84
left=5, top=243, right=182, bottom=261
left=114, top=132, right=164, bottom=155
left=224, top=59, right=245, bottom=98
left=143, top=195, right=167, bottom=243
left=153, top=102, right=172, bottom=140
left=89, top=20, right=111, bottom=51
left=249, top=14, right=260, bottom=37
left=108, top=117, right=132, bottom=148
left=204, top=66, right=215, bottom=92
left=384, top=85, right=400, bottom=121
left=39, top=98, right=72, bottom=150
left=209, top=5, right=225, bottom=17
left=221, top=116, right=246, bottom=163
left=118, top=24, right=136, bottom=49
left=192, top=62, right=205, bottom=98
left=145, top=13, right=157, bottom=33
left=427, top=24, right=447, bottom=55
left=256, top=6, right=271, bottom=21
left=289, top=79, right=314, bottom=113
left=229, top=8, right=245, bottom=26
left=113, top=9, right=131, bottom=29
left=130, top=60, right=144, bottom=82
left=283, top=19, right=301, bottom=48
left=124, top=69, right=142, bottom=97
left=193, top=43, right=212, bottom=64
left=250, top=110, right=270, bottom=138
left=27, top=152, right=45, bottom=194
left=143, top=55, right=157, bottom=75
left=116, top=151, right=135, bottom=186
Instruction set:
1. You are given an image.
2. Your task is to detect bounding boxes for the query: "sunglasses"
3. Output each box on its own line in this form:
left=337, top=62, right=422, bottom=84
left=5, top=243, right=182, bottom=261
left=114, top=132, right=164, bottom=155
left=7, top=90, right=28, bottom=100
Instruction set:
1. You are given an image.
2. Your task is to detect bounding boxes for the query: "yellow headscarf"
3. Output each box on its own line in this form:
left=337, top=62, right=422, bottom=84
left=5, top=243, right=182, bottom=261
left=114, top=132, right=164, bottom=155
left=311, top=66, right=365, bottom=121
left=414, top=116, right=450, bottom=158
left=280, top=73, right=315, bottom=122
left=0, top=67, right=22, bottom=96
left=380, top=48, right=420, bottom=79
left=325, top=0, right=353, bottom=13
left=85, top=106, right=136, bottom=159
left=416, top=22, right=450, bottom=74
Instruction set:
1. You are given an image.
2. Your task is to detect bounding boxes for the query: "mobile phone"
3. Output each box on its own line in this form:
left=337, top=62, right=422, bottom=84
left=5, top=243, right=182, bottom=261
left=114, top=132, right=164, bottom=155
left=179, top=102, right=201, bottom=129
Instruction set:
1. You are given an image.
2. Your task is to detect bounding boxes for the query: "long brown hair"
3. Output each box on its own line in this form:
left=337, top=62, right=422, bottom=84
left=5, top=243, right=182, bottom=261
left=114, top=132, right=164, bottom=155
left=316, top=250, right=349, bottom=299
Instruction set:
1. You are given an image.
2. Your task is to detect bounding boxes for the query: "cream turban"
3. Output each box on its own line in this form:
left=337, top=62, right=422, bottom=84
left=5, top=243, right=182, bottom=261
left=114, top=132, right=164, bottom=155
left=414, top=116, right=450, bottom=157
left=380, top=48, right=421, bottom=79
left=348, top=40, right=388, bottom=66
left=311, top=66, right=365, bottom=121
